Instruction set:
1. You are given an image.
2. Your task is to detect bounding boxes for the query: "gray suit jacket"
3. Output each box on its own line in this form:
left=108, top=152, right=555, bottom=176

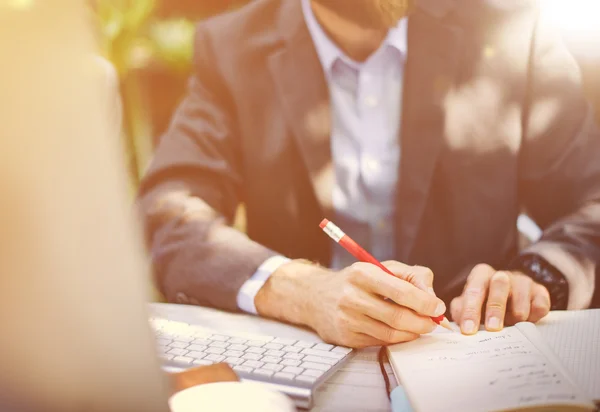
left=138, top=0, right=600, bottom=312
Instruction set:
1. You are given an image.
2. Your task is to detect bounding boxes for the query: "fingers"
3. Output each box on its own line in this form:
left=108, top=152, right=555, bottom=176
left=354, top=315, right=420, bottom=345
left=459, top=264, right=494, bottom=335
left=484, top=271, right=511, bottom=331
left=349, top=263, right=446, bottom=318
left=509, top=274, right=533, bottom=322
left=528, top=283, right=551, bottom=322
left=382, top=261, right=435, bottom=293
left=450, top=296, right=463, bottom=323
left=349, top=288, right=437, bottom=335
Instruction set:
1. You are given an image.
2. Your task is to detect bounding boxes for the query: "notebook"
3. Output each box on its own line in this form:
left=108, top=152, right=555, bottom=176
left=387, top=322, right=597, bottom=412
left=537, top=310, right=600, bottom=401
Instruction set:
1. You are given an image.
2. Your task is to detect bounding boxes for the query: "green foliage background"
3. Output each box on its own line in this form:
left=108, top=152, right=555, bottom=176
left=93, top=0, right=249, bottom=190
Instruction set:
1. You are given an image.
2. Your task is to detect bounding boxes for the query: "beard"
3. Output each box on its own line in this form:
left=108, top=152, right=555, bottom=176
left=315, top=0, right=416, bottom=29
left=375, top=0, right=416, bottom=27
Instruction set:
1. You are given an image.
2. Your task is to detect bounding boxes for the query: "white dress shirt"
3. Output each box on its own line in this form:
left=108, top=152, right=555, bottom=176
left=237, top=0, right=408, bottom=314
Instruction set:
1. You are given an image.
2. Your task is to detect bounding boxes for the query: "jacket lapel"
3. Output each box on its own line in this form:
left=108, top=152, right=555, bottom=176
left=268, top=0, right=333, bottom=215
left=395, top=5, right=463, bottom=261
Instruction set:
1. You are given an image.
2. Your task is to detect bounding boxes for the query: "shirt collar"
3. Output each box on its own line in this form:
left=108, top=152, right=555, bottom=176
left=301, top=0, right=408, bottom=73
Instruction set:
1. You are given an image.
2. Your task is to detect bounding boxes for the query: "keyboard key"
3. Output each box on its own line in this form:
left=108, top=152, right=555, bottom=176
left=157, top=338, right=171, bottom=346
left=210, top=335, right=230, bottom=342
left=192, top=339, right=210, bottom=345
left=233, top=365, right=253, bottom=374
left=262, top=363, right=284, bottom=372
left=283, top=352, right=304, bottom=361
left=274, top=372, right=296, bottom=381
left=193, top=359, right=213, bottom=366
left=300, top=362, right=330, bottom=371
left=205, top=347, right=226, bottom=355
left=225, top=357, right=245, bottom=366
left=246, top=347, right=266, bottom=355
left=187, top=344, right=208, bottom=352
left=332, top=346, right=352, bottom=354
left=296, top=375, right=318, bottom=384
left=227, top=337, right=247, bottom=345
left=205, top=354, right=226, bottom=363
left=253, top=369, right=274, bottom=378
left=158, top=345, right=169, bottom=354
left=172, top=336, right=194, bottom=343
left=281, top=359, right=302, bottom=367
left=160, top=354, right=174, bottom=361
left=294, top=341, right=315, bottom=349
left=167, top=348, right=188, bottom=356
left=173, top=356, right=194, bottom=364
left=302, top=369, right=325, bottom=378
left=261, top=356, right=282, bottom=364
left=273, top=338, right=297, bottom=346
left=223, top=350, right=244, bottom=358
left=187, top=351, right=207, bottom=360
left=246, top=340, right=266, bottom=347
left=227, top=344, right=248, bottom=352
left=168, top=341, right=189, bottom=349
left=282, top=346, right=302, bottom=353
left=303, top=355, right=338, bottom=366
left=264, top=343, right=284, bottom=350
left=314, top=343, right=334, bottom=351
left=265, top=350, right=285, bottom=358
left=301, top=348, right=345, bottom=359
left=281, top=366, right=304, bottom=375
left=208, top=341, right=229, bottom=349
left=241, top=353, right=262, bottom=361
left=242, top=360, right=264, bottom=369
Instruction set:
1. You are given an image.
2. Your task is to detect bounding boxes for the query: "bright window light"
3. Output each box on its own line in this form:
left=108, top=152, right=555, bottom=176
left=542, top=0, right=600, bottom=33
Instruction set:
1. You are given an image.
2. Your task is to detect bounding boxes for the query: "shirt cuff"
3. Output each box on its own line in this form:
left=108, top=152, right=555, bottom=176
left=236, top=255, right=291, bottom=315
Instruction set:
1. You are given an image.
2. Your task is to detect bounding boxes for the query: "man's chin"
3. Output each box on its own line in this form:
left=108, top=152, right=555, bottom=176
left=380, top=0, right=415, bottom=26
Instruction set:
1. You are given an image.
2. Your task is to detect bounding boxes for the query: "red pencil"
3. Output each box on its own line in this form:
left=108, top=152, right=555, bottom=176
left=319, top=218, right=453, bottom=331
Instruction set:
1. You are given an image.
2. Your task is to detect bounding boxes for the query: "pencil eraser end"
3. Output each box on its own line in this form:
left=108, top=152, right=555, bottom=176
left=319, top=219, right=329, bottom=229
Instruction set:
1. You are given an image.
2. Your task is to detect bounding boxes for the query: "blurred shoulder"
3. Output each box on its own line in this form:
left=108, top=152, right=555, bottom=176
left=195, top=0, right=282, bottom=51
left=448, top=0, right=540, bottom=26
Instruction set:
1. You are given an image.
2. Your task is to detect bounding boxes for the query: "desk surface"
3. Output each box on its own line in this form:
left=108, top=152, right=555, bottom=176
left=151, top=304, right=600, bottom=411
left=150, top=303, right=395, bottom=412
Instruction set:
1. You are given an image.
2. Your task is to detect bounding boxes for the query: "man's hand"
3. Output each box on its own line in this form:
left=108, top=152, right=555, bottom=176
left=450, top=264, right=551, bottom=335
left=255, top=260, right=447, bottom=348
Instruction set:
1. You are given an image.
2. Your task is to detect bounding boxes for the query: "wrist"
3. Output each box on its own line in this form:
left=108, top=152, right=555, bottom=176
left=254, top=259, right=329, bottom=327
left=509, top=253, right=569, bottom=310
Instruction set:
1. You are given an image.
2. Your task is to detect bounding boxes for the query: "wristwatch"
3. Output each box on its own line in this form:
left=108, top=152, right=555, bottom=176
left=509, top=253, right=569, bottom=310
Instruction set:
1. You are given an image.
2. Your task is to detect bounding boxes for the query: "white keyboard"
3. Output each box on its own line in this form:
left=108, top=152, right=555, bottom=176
left=150, top=318, right=353, bottom=409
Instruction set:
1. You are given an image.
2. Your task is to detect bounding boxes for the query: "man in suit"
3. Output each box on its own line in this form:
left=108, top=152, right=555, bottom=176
left=138, top=0, right=600, bottom=347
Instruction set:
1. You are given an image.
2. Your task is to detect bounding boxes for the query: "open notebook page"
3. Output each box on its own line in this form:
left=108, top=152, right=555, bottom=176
left=537, top=310, right=600, bottom=401
left=387, top=324, right=595, bottom=412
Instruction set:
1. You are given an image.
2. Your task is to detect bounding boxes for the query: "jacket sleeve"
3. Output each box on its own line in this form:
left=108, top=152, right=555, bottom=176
left=518, top=5, right=600, bottom=309
left=137, top=25, right=277, bottom=312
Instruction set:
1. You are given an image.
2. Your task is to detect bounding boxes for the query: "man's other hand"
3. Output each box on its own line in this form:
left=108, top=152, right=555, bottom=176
left=255, top=260, right=446, bottom=348
left=450, top=264, right=551, bottom=335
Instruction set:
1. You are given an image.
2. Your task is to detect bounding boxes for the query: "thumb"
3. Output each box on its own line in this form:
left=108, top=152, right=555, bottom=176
left=382, top=261, right=436, bottom=295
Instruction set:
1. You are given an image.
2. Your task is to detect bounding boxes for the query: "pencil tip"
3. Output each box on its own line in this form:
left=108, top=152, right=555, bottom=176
left=439, top=318, right=454, bottom=331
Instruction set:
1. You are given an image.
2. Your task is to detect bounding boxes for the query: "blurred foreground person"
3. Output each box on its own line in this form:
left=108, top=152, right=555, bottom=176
left=0, top=2, right=168, bottom=411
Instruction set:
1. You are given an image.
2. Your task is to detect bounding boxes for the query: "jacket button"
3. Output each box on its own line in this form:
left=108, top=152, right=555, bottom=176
left=175, top=292, right=189, bottom=304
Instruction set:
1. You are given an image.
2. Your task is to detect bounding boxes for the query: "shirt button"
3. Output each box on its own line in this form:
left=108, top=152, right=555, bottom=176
left=364, top=96, right=378, bottom=107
